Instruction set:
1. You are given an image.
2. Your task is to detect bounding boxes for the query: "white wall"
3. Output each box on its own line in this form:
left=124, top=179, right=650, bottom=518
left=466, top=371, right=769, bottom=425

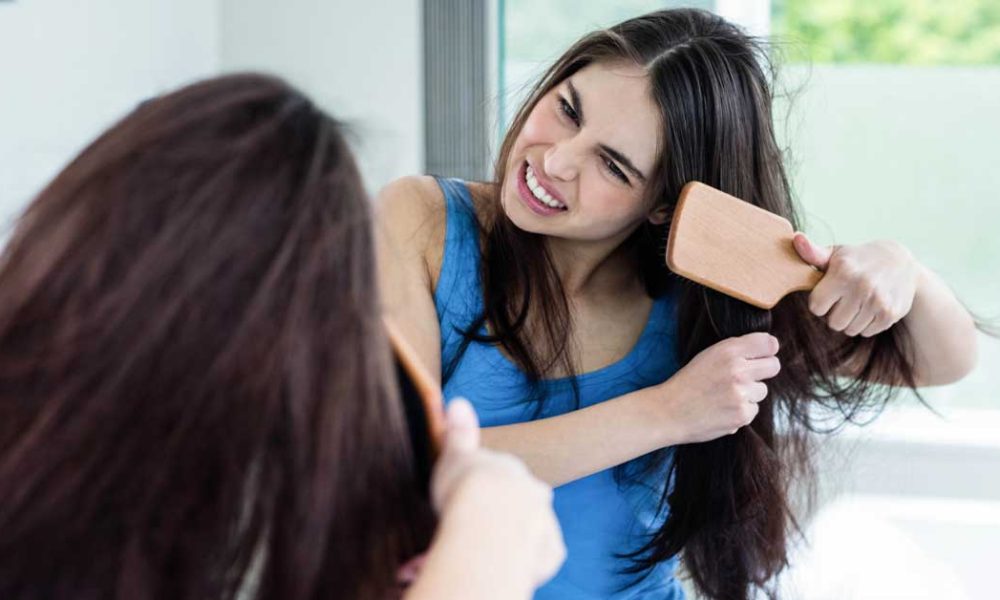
left=0, top=0, right=424, bottom=236
left=0, top=0, right=220, bottom=231
left=219, top=0, right=424, bottom=193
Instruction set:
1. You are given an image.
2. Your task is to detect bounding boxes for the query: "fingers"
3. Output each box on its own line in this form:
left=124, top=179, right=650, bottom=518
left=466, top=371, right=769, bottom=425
left=443, top=397, right=480, bottom=453
left=745, top=356, right=781, bottom=381
left=843, top=297, right=878, bottom=337
left=729, top=400, right=761, bottom=435
left=861, top=317, right=888, bottom=338
left=808, top=272, right=842, bottom=318
left=792, top=232, right=833, bottom=270
left=534, top=519, right=567, bottom=586
left=814, top=300, right=897, bottom=338
left=809, top=267, right=873, bottom=334
left=826, top=296, right=864, bottom=332
left=734, top=332, right=780, bottom=359
left=805, top=241, right=917, bottom=337
left=745, top=381, right=768, bottom=403
left=431, top=398, right=481, bottom=511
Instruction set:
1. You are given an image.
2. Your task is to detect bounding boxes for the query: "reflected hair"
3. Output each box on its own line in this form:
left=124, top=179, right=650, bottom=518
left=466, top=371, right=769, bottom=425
left=463, top=8, right=929, bottom=600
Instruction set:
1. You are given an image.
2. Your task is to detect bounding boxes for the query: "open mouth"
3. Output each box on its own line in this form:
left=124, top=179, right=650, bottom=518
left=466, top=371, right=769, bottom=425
left=516, top=161, right=567, bottom=215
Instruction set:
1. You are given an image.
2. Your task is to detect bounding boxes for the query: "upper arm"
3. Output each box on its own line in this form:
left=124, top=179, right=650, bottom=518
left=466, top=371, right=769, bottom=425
left=374, top=176, right=447, bottom=383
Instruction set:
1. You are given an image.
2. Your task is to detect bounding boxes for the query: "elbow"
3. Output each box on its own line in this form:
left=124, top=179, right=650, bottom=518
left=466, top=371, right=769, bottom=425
left=936, top=354, right=977, bottom=387
left=951, top=318, right=982, bottom=382
left=918, top=323, right=980, bottom=387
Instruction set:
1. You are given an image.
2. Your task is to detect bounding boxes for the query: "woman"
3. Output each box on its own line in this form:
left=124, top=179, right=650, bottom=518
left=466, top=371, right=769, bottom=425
left=0, top=73, right=564, bottom=599
left=377, top=8, right=981, bottom=600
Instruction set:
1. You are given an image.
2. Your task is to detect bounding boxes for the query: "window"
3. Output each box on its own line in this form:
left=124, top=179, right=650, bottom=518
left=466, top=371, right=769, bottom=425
left=772, top=0, right=1000, bottom=65
left=498, top=0, right=704, bottom=128
left=769, top=0, right=1000, bottom=410
left=496, top=9, right=1000, bottom=591
left=498, top=0, right=1000, bottom=411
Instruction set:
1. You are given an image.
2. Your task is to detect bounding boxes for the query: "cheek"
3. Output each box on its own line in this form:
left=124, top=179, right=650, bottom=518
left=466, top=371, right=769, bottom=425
left=582, top=182, right=648, bottom=227
left=582, top=175, right=646, bottom=218
left=517, top=106, right=561, bottom=148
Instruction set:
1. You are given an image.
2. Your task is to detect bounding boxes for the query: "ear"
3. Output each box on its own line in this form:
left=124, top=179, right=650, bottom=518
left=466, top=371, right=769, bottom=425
left=647, top=204, right=671, bottom=226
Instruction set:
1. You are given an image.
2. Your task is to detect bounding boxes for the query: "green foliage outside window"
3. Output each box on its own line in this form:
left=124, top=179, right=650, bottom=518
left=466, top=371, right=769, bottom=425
left=772, top=0, right=1000, bottom=64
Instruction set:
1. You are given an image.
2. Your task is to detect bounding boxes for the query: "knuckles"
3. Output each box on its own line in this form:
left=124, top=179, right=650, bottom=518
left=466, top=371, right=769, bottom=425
left=872, top=296, right=894, bottom=318
left=854, top=278, right=876, bottom=297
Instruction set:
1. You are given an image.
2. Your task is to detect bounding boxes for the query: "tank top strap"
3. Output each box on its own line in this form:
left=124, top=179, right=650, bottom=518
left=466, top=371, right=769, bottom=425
left=433, top=178, right=485, bottom=365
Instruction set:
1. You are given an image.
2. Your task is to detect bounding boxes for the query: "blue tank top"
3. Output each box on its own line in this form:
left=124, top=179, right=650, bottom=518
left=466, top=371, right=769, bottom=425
left=433, top=178, right=685, bottom=599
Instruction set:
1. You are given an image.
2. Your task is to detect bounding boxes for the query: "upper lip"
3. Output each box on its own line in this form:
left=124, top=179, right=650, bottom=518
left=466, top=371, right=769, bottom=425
left=526, top=161, right=566, bottom=204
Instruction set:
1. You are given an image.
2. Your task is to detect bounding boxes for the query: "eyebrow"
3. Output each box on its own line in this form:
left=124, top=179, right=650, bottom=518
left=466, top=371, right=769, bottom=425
left=565, top=80, right=648, bottom=183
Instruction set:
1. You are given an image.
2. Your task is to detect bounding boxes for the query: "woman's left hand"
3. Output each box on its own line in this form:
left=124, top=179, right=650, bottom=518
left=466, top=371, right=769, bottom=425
left=792, top=233, right=920, bottom=338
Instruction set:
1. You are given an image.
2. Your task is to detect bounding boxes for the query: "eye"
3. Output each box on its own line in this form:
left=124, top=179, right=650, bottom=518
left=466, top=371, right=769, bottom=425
left=558, top=96, right=580, bottom=126
left=603, top=157, right=630, bottom=184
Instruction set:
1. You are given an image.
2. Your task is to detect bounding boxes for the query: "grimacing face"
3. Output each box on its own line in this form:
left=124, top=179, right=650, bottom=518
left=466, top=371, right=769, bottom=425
left=501, top=61, right=666, bottom=244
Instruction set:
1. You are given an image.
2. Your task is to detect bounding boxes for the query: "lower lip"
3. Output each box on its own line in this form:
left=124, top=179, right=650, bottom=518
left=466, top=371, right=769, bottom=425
left=515, top=162, right=566, bottom=216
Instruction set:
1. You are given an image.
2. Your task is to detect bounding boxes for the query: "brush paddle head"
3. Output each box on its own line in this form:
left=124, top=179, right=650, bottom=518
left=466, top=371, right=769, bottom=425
left=665, top=181, right=822, bottom=309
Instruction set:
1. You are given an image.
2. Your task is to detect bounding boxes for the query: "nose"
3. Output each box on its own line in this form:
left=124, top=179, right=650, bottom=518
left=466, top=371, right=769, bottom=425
left=542, top=136, right=584, bottom=182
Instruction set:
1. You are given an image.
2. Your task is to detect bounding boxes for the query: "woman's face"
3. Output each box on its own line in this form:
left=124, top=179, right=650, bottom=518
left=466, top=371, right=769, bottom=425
left=501, top=61, right=663, bottom=243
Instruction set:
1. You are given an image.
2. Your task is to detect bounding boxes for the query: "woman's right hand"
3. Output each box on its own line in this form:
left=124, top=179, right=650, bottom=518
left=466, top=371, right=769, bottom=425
left=406, top=398, right=565, bottom=600
left=657, top=332, right=781, bottom=444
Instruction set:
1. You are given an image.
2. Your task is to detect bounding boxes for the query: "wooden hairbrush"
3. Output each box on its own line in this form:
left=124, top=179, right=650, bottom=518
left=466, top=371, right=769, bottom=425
left=385, top=317, right=446, bottom=491
left=665, top=181, right=822, bottom=310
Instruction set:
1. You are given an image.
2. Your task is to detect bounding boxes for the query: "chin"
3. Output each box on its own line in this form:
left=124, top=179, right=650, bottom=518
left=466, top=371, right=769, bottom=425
left=498, top=184, right=545, bottom=235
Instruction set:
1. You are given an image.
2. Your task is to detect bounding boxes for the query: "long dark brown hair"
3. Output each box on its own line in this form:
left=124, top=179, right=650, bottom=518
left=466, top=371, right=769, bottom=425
left=461, top=9, right=925, bottom=599
left=0, top=74, right=434, bottom=599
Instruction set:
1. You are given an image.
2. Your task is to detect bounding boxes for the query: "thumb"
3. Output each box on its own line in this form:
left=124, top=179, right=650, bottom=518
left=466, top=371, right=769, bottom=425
left=442, top=397, right=480, bottom=454
left=793, top=232, right=833, bottom=270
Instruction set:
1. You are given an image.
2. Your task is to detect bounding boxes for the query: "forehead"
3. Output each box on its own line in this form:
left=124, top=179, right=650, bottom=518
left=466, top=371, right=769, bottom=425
left=562, top=62, right=661, bottom=173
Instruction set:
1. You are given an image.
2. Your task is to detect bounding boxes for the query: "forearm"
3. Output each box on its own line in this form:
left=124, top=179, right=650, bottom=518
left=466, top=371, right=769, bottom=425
left=902, top=263, right=979, bottom=386
left=480, top=386, right=679, bottom=487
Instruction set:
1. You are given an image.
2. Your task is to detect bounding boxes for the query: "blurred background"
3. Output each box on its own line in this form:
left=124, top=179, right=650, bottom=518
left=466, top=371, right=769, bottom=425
left=1, top=1, right=997, bottom=598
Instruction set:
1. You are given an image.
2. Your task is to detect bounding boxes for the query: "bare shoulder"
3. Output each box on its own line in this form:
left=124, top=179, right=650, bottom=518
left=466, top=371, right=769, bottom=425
left=374, top=176, right=448, bottom=378
left=375, top=176, right=446, bottom=231
left=374, top=175, right=447, bottom=285
left=377, top=174, right=443, bottom=207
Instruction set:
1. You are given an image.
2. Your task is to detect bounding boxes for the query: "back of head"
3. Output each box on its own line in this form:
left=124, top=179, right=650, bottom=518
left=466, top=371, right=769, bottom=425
left=0, top=74, right=432, bottom=599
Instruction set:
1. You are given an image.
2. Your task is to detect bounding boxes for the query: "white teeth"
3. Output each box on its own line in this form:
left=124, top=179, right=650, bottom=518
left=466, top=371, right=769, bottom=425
left=525, top=165, right=565, bottom=209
